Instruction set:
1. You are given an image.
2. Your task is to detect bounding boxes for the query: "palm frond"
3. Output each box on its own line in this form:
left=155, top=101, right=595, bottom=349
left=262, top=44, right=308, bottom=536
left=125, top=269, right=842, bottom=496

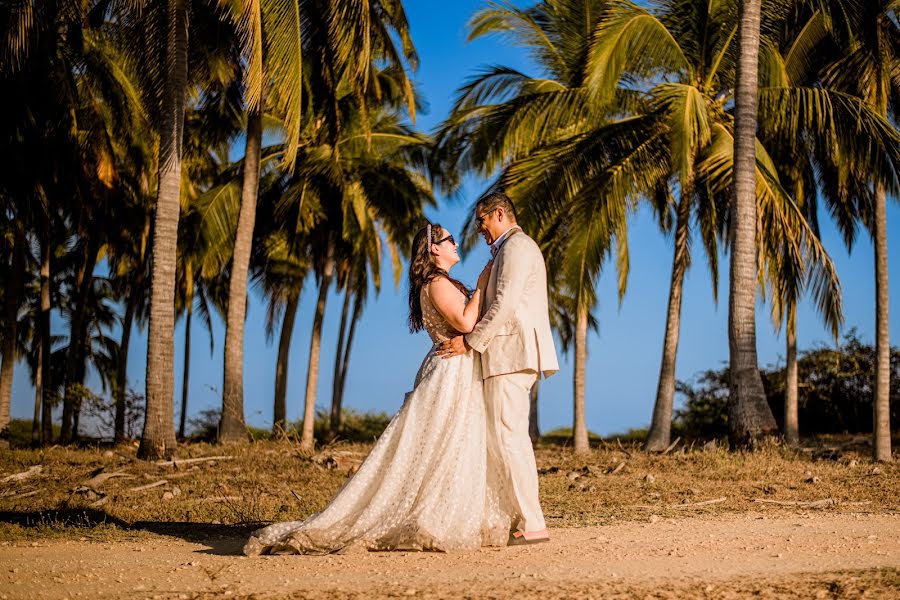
left=586, top=0, right=690, bottom=104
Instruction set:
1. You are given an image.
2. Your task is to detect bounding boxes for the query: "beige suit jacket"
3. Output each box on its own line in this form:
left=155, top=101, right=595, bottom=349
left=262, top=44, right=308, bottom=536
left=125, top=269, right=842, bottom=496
left=465, top=230, right=560, bottom=379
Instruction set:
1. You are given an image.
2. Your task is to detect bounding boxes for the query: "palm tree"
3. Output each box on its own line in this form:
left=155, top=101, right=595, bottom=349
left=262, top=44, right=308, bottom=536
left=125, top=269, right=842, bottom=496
left=726, top=0, right=780, bottom=448
left=256, top=233, right=308, bottom=433
left=329, top=199, right=389, bottom=437
left=60, top=235, right=104, bottom=442
left=0, top=219, right=25, bottom=445
left=61, top=277, right=121, bottom=437
left=138, top=0, right=190, bottom=459
left=331, top=291, right=364, bottom=435
left=436, top=0, right=628, bottom=455
left=38, top=219, right=53, bottom=444
left=17, top=265, right=62, bottom=446
left=747, top=0, right=900, bottom=450
left=177, top=84, right=242, bottom=440
left=132, top=0, right=241, bottom=456
left=174, top=246, right=220, bottom=440
left=198, top=69, right=431, bottom=448
left=218, top=81, right=264, bottom=442
left=752, top=4, right=846, bottom=445
left=1, top=0, right=150, bottom=445
left=294, top=102, right=432, bottom=452
left=524, top=0, right=888, bottom=451
left=219, top=0, right=419, bottom=442
left=300, top=233, right=335, bottom=451
left=547, top=282, right=599, bottom=452
left=108, top=217, right=151, bottom=443
left=274, top=290, right=301, bottom=433
left=817, top=0, right=899, bottom=461
left=575, top=0, right=781, bottom=450
left=579, top=0, right=742, bottom=451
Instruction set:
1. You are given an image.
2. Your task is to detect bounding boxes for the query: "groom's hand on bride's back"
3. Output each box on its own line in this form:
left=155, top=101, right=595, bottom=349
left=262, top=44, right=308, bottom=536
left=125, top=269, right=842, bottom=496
left=438, top=335, right=469, bottom=358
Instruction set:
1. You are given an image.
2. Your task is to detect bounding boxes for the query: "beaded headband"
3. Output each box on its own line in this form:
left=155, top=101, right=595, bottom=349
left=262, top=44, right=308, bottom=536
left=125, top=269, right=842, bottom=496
left=426, top=223, right=432, bottom=244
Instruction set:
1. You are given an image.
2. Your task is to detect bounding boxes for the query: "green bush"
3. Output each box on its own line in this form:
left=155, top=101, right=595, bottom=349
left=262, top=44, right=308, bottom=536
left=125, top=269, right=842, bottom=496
left=673, top=369, right=730, bottom=440
left=541, top=426, right=603, bottom=444
left=6, top=419, right=61, bottom=448
left=310, top=407, right=392, bottom=443
left=674, top=332, right=900, bottom=439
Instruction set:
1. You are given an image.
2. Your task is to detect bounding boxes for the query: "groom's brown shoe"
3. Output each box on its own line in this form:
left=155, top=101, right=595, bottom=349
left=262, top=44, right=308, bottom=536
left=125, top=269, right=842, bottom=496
left=507, top=529, right=550, bottom=546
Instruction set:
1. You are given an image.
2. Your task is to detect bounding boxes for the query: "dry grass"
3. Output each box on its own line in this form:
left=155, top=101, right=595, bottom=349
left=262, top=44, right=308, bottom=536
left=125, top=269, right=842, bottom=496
left=0, top=436, right=896, bottom=542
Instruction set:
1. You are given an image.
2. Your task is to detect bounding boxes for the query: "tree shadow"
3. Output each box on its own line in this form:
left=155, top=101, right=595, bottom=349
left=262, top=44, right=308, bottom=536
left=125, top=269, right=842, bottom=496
left=0, top=508, right=129, bottom=529
left=0, top=509, right=259, bottom=556
left=129, top=521, right=258, bottom=555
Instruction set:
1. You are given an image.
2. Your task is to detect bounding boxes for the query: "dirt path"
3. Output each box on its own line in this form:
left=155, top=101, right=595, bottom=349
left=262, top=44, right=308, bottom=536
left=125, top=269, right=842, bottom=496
left=1, top=512, right=898, bottom=599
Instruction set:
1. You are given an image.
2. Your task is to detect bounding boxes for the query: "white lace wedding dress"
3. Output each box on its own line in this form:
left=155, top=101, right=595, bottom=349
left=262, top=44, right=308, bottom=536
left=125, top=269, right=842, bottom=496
left=243, top=286, right=513, bottom=555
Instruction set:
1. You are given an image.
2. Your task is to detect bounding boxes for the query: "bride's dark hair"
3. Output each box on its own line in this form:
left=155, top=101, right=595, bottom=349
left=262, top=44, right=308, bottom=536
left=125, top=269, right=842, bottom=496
left=408, top=223, right=470, bottom=332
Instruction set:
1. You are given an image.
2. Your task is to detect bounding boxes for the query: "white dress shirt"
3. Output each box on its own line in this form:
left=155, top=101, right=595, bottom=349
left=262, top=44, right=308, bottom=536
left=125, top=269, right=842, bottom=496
left=489, top=226, right=521, bottom=258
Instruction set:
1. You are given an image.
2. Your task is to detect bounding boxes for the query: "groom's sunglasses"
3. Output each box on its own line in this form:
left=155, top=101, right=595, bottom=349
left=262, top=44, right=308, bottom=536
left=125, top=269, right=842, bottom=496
left=435, top=234, right=455, bottom=246
left=475, top=208, right=498, bottom=228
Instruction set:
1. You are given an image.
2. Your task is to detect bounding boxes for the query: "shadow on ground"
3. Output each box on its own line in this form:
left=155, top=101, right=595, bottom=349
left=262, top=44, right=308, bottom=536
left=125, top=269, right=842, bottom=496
left=0, top=509, right=256, bottom=555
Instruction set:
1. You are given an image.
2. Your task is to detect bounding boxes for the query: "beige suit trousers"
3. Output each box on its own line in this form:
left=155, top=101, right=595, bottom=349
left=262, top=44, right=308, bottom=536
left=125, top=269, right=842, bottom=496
left=484, top=370, right=546, bottom=533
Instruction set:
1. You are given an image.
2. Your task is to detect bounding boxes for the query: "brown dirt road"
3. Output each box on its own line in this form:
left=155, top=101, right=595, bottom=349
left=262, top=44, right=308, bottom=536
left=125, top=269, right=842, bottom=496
left=1, top=512, right=898, bottom=599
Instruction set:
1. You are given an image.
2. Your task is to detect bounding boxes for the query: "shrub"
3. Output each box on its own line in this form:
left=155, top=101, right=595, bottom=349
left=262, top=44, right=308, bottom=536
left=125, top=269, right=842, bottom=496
left=673, top=332, right=900, bottom=439
left=310, top=407, right=392, bottom=443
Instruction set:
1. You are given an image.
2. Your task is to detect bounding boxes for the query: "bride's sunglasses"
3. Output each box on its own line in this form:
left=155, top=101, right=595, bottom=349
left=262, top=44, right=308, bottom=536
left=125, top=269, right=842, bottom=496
left=434, top=234, right=455, bottom=246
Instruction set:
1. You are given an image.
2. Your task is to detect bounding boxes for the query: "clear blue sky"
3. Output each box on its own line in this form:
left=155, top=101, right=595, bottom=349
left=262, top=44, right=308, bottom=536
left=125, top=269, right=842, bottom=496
left=10, top=0, right=900, bottom=437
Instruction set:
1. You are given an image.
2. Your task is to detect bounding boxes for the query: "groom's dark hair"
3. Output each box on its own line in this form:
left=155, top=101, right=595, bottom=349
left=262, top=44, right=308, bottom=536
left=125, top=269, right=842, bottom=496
left=476, top=191, right=517, bottom=221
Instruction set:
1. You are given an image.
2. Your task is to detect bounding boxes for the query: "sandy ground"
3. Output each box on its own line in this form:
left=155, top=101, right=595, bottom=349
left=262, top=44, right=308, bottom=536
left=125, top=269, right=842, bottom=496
left=0, top=512, right=898, bottom=599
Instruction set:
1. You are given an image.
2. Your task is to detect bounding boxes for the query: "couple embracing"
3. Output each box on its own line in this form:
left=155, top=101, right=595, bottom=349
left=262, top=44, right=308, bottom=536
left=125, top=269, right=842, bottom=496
left=244, top=192, right=559, bottom=556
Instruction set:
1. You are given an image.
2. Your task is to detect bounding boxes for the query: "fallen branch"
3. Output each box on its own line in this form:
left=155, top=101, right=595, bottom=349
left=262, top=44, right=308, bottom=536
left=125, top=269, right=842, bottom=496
left=190, top=496, right=242, bottom=504
left=6, top=490, right=39, bottom=500
left=753, top=498, right=837, bottom=508
left=155, top=456, right=235, bottom=468
left=615, top=438, right=633, bottom=458
left=669, top=497, right=727, bottom=509
left=608, top=461, right=626, bottom=475
left=663, top=436, right=682, bottom=455
left=290, top=489, right=303, bottom=505
left=82, top=469, right=132, bottom=488
left=1, top=465, right=42, bottom=483
left=128, top=480, right=168, bottom=492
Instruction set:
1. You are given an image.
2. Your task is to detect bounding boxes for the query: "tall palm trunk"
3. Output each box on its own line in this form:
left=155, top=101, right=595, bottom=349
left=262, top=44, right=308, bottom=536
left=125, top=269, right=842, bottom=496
left=0, top=222, right=25, bottom=445
left=178, top=302, right=193, bottom=439
left=727, top=0, right=778, bottom=448
left=645, top=191, right=692, bottom=451
left=573, top=302, right=589, bottom=455
left=273, top=290, right=300, bottom=433
left=330, top=291, right=352, bottom=437
left=32, top=344, right=42, bottom=445
left=300, top=241, right=335, bottom=452
left=333, top=295, right=362, bottom=426
left=784, top=306, right=799, bottom=445
left=40, top=225, right=53, bottom=445
left=114, top=299, right=136, bottom=443
left=873, top=182, right=891, bottom=461
left=138, top=0, right=189, bottom=460
left=529, top=380, right=540, bottom=445
left=61, top=239, right=99, bottom=442
left=220, top=105, right=263, bottom=442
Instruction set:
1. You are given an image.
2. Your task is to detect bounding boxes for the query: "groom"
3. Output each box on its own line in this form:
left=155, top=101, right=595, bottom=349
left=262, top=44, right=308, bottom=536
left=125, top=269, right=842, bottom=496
left=439, top=191, right=559, bottom=545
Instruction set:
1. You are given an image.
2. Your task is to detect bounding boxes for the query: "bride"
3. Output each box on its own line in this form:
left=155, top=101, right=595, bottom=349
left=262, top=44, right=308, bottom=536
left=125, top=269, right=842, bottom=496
left=243, top=223, right=513, bottom=555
